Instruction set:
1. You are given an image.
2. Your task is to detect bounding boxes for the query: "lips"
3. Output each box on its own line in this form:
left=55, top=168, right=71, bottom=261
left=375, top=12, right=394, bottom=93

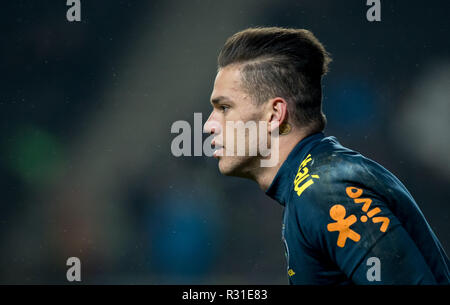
left=211, top=138, right=223, bottom=148
left=212, top=138, right=224, bottom=158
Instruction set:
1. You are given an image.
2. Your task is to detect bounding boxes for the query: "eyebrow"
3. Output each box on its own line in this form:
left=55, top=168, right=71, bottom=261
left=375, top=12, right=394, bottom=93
left=210, top=96, right=233, bottom=105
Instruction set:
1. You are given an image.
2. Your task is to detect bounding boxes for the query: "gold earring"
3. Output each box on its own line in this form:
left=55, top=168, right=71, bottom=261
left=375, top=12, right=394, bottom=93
left=279, top=122, right=291, bottom=135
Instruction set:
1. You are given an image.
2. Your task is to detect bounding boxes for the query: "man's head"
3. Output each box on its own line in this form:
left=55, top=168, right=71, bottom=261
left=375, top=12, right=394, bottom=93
left=204, top=27, right=331, bottom=177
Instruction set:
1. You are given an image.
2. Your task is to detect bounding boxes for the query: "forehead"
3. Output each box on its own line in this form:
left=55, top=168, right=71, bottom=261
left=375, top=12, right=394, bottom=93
left=210, top=65, right=246, bottom=101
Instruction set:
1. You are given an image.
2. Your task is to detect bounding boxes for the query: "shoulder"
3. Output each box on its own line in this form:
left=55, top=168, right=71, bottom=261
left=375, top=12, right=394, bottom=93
left=288, top=136, right=401, bottom=252
left=290, top=136, right=369, bottom=204
left=293, top=136, right=401, bottom=200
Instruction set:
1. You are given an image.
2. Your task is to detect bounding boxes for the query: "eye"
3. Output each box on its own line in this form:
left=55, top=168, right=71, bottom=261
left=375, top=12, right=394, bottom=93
left=219, top=105, right=230, bottom=113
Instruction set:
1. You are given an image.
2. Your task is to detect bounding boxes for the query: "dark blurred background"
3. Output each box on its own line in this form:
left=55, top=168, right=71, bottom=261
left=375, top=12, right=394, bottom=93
left=0, top=0, right=449, bottom=284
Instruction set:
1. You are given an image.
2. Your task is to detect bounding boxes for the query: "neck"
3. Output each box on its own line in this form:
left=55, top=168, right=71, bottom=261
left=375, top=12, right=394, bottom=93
left=252, top=129, right=310, bottom=191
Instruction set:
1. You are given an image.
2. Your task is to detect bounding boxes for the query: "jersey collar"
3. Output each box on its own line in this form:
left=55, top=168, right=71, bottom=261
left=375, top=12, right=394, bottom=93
left=265, top=132, right=325, bottom=206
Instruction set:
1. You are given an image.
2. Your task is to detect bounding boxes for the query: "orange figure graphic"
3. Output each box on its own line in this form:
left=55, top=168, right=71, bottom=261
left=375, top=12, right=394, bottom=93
left=327, top=204, right=361, bottom=248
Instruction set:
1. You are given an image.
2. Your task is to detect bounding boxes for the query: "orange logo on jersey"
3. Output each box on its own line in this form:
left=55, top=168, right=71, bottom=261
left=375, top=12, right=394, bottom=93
left=327, top=186, right=391, bottom=248
left=327, top=204, right=361, bottom=248
left=346, top=187, right=390, bottom=232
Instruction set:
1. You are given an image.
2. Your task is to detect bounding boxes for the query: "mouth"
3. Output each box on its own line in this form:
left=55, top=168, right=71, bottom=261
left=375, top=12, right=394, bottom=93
left=212, top=139, right=224, bottom=158
left=213, top=147, right=224, bottom=158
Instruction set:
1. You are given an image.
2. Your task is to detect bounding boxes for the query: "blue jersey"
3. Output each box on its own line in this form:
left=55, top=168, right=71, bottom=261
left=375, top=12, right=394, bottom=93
left=266, top=132, right=450, bottom=284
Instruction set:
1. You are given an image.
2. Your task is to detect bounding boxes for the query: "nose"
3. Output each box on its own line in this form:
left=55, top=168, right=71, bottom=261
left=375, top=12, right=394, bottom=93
left=203, top=111, right=221, bottom=135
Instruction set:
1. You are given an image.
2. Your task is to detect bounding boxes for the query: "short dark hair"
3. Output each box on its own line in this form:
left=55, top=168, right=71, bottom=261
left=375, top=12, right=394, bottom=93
left=217, top=27, right=331, bottom=132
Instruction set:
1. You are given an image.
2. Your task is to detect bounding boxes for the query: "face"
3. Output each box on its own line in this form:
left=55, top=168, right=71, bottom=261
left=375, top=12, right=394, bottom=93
left=204, top=65, right=267, bottom=177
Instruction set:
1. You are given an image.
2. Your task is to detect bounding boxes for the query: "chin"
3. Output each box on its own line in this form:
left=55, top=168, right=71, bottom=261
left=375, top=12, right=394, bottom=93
left=218, top=158, right=234, bottom=176
left=217, top=157, right=254, bottom=178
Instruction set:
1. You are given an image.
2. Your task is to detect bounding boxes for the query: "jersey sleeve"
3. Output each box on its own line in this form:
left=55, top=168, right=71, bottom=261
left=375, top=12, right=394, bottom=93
left=290, top=154, right=437, bottom=284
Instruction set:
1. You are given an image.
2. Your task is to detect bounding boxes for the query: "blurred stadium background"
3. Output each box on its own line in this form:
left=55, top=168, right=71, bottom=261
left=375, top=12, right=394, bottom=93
left=0, top=0, right=449, bottom=284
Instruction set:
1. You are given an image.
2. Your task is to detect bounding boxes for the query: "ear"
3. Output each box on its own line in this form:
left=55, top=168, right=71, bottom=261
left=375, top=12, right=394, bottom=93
left=267, top=97, right=288, bottom=133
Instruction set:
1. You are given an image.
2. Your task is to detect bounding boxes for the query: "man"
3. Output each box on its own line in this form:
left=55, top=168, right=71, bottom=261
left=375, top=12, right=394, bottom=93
left=203, top=27, right=449, bottom=284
